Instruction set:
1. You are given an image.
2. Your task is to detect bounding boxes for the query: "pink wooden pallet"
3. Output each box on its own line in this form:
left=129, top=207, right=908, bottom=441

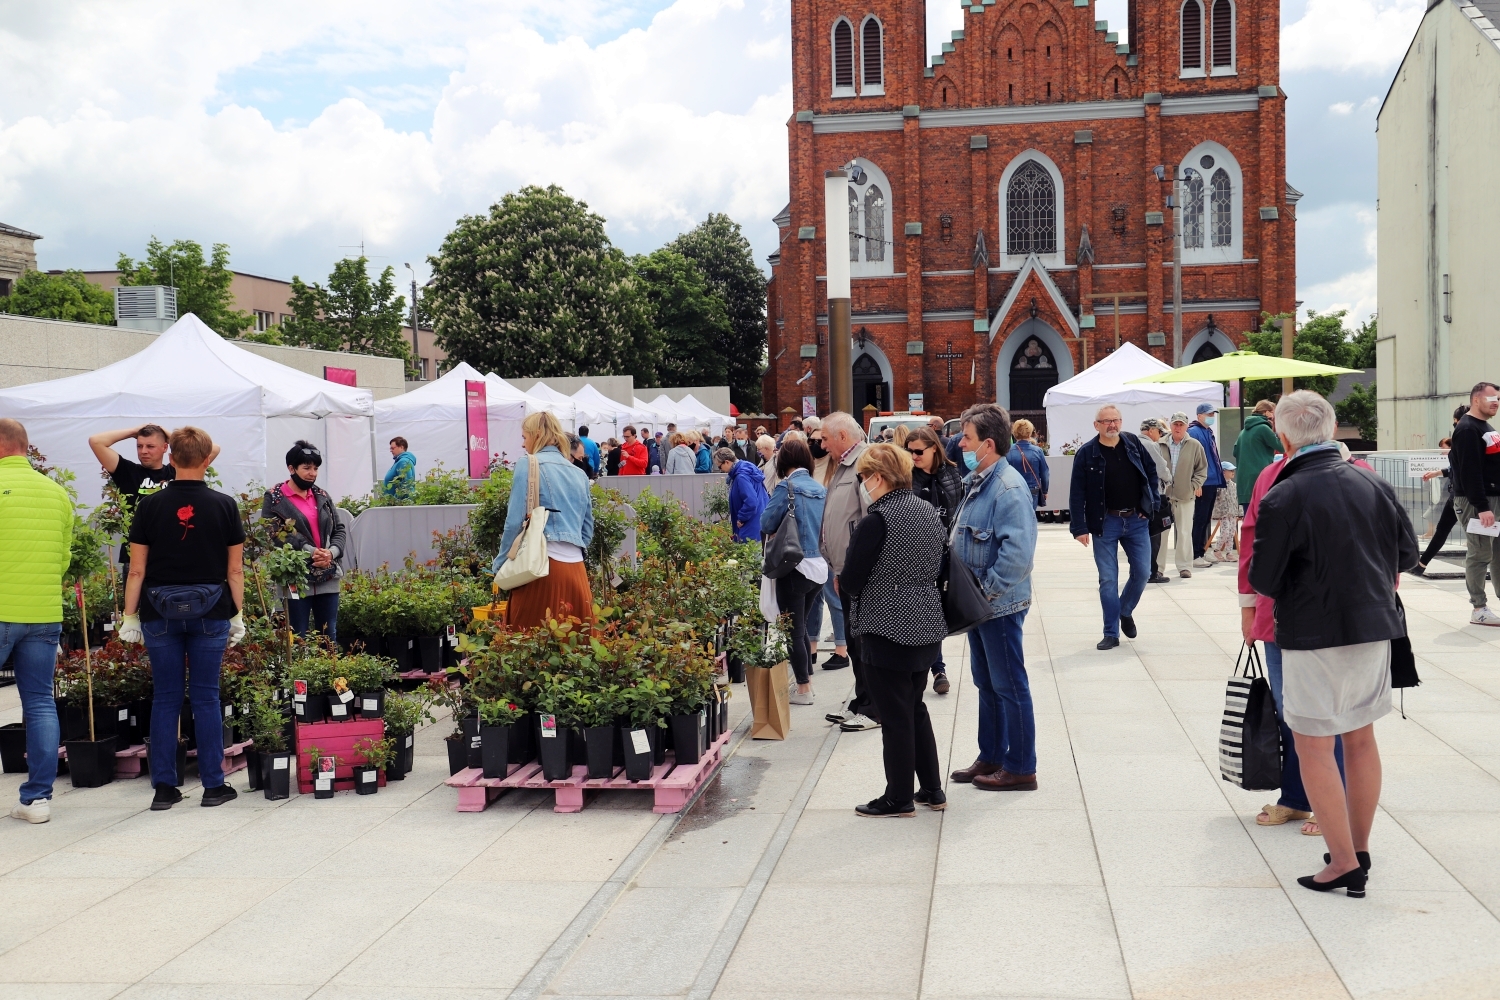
left=192, top=739, right=254, bottom=775
left=113, top=739, right=254, bottom=777
left=444, top=728, right=732, bottom=814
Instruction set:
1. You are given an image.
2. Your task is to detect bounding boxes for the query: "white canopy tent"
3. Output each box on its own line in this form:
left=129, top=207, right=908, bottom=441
left=374, top=362, right=530, bottom=477
left=672, top=394, right=734, bottom=436
left=1042, top=343, right=1223, bottom=456
left=483, top=374, right=576, bottom=434
left=632, top=397, right=676, bottom=436
left=515, top=381, right=591, bottom=433
left=570, top=384, right=660, bottom=440
left=0, top=314, right=376, bottom=506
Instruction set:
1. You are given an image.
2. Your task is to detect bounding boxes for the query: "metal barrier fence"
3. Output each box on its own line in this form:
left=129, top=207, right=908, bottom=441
left=1359, top=452, right=1463, bottom=549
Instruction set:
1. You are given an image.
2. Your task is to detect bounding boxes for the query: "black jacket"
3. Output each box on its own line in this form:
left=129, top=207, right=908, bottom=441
left=1449, top=413, right=1500, bottom=511
left=1248, top=448, right=1419, bottom=650
left=1068, top=432, right=1160, bottom=537
left=262, top=483, right=348, bottom=584
left=913, top=465, right=965, bottom=529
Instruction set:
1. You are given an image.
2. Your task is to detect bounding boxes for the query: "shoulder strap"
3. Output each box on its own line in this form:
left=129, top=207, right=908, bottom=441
left=527, top=454, right=541, bottom=512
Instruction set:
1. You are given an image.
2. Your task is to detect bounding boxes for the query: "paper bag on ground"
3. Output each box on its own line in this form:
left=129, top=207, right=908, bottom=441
left=746, top=660, right=791, bottom=740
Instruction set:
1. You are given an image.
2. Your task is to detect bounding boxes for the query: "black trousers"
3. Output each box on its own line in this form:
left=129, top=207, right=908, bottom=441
left=775, top=574, right=820, bottom=684
left=865, top=666, right=942, bottom=805
left=1191, top=487, right=1219, bottom=558
left=844, top=632, right=880, bottom=721
left=1422, top=500, right=1459, bottom=565
left=1149, top=530, right=1162, bottom=571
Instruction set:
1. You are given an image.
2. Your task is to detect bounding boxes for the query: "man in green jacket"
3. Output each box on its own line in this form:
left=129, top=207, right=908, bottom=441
left=1233, top=400, right=1281, bottom=506
left=0, top=419, right=75, bottom=824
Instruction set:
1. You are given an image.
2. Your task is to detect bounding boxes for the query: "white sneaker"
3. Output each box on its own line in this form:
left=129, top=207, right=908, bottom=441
left=10, top=799, right=50, bottom=824
left=1193, top=558, right=1214, bottom=569
left=1471, top=606, right=1500, bottom=627
left=840, top=713, right=881, bottom=732
left=790, top=687, right=815, bottom=706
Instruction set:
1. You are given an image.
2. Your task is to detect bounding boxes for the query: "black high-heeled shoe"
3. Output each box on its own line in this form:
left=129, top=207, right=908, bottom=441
left=1324, top=851, right=1372, bottom=873
left=1298, top=866, right=1367, bottom=898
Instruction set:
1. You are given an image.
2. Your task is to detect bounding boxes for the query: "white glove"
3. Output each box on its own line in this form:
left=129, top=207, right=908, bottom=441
left=118, top=613, right=142, bottom=644
left=228, top=613, right=246, bottom=647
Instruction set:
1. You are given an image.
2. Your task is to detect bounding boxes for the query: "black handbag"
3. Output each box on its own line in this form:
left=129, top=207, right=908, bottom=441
left=939, top=548, right=993, bottom=635
left=147, top=583, right=225, bottom=620
left=1148, top=499, right=1173, bottom=537
left=762, top=490, right=805, bottom=579
left=1218, top=642, right=1282, bottom=790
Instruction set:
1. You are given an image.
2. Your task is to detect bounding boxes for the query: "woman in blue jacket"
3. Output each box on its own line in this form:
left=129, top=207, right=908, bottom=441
left=717, top=448, right=768, bottom=543
left=760, top=438, right=826, bottom=704
left=1005, top=418, right=1050, bottom=508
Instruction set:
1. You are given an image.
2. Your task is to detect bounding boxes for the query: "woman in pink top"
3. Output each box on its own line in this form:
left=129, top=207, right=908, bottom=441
left=1240, top=452, right=1346, bottom=836
left=261, top=441, right=348, bottom=644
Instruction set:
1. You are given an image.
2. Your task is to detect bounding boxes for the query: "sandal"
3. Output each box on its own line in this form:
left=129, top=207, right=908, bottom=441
left=1301, top=818, right=1323, bottom=837
left=1257, top=804, right=1312, bottom=826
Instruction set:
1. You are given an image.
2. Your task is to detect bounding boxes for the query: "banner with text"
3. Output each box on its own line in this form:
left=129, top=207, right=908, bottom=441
left=465, top=380, right=488, bottom=478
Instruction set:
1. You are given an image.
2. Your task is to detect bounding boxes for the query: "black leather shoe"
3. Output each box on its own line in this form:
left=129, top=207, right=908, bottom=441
left=914, top=788, right=948, bottom=810
left=1297, top=866, right=1366, bottom=898
left=1148, top=573, right=1171, bottom=584
left=932, top=672, right=951, bottom=695
left=820, top=653, right=850, bottom=671
left=1120, top=615, right=1137, bottom=639
left=151, top=784, right=183, bottom=811
left=855, top=796, right=915, bottom=818
left=201, top=784, right=238, bottom=808
left=1096, top=636, right=1120, bottom=650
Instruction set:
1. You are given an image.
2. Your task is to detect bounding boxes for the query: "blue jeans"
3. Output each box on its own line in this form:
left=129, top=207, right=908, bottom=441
left=805, top=576, right=846, bottom=648
left=1092, top=513, right=1151, bottom=637
left=142, top=617, right=230, bottom=789
left=1263, top=641, right=1344, bottom=812
left=968, top=611, right=1036, bottom=774
left=1, top=622, right=62, bottom=804
left=287, top=593, right=339, bottom=646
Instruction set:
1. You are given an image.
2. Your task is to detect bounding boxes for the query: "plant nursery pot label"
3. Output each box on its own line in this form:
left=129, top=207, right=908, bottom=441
left=630, top=729, right=651, bottom=755
left=272, top=756, right=288, bottom=769
left=405, top=734, right=413, bottom=748
left=329, top=702, right=349, bottom=719
left=337, top=690, right=354, bottom=704
left=361, top=769, right=376, bottom=783
left=540, top=714, right=558, bottom=737
left=362, top=698, right=379, bottom=712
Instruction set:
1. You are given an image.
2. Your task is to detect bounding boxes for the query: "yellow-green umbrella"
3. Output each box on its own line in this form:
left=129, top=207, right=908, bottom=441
left=1125, top=351, right=1361, bottom=384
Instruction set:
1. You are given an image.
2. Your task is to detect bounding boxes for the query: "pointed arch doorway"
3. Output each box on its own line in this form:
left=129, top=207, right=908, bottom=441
left=852, top=353, right=888, bottom=412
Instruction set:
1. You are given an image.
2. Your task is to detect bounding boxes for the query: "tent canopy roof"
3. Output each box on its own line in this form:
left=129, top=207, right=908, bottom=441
left=0, top=313, right=373, bottom=418
left=1043, top=343, right=1221, bottom=407
left=374, top=362, right=527, bottom=420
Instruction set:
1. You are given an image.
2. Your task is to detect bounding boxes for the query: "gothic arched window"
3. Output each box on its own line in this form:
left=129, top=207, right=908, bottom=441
left=1211, top=0, right=1235, bottom=72
left=1210, top=168, right=1233, bottom=247
left=1181, top=0, right=1204, bottom=75
left=863, top=186, right=886, bottom=262
left=1178, top=144, right=1242, bottom=262
left=848, top=186, right=860, bottom=263
left=1006, top=161, right=1057, bottom=256
left=832, top=19, right=855, bottom=96
left=1183, top=169, right=1205, bottom=249
left=861, top=17, right=884, bottom=93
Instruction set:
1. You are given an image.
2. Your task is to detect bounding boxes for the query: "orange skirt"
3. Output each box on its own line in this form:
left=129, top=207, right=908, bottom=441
left=505, top=559, right=595, bottom=630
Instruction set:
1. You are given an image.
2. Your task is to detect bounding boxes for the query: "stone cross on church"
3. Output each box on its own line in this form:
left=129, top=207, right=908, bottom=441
left=934, top=342, right=965, bottom=392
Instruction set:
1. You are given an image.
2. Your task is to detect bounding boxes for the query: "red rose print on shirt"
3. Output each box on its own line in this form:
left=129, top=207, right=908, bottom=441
left=177, top=505, right=195, bottom=540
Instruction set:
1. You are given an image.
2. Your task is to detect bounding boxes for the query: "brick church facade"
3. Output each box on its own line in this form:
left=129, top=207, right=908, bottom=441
left=762, top=0, right=1298, bottom=437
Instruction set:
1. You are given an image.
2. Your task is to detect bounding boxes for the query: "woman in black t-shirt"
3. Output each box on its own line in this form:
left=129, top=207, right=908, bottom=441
left=118, top=426, right=245, bottom=811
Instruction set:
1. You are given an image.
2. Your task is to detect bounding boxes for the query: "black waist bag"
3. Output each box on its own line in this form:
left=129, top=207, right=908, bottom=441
left=147, top=583, right=224, bottom=620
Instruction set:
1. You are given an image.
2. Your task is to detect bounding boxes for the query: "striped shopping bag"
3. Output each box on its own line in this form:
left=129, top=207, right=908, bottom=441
left=1219, top=642, right=1282, bottom=790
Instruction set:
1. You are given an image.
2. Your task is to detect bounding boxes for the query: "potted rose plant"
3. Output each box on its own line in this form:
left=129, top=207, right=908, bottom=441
left=381, top=690, right=430, bottom=780
left=352, top=736, right=394, bottom=795
left=477, top=698, right=524, bottom=779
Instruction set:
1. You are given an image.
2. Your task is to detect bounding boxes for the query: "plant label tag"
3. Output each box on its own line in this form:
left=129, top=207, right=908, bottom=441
left=315, top=777, right=331, bottom=790
left=630, top=729, right=650, bottom=755
left=362, top=698, right=378, bottom=712
left=293, top=680, right=307, bottom=700
left=272, top=756, right=288, bottom=770
left=318, top=756, right=336, bottom=775
left=330, top=702, right=348, bottom=718
left=130, top=714, right=138, bottom=727
left=118, top=708, right=129, bottom=722
left=104, top=622, right=114, bottom=632
left=224, top=704, right=233, bottom=718
left=337, top=690, right=354, bottom=704
left=405, top=735, right=414, bottom=747
left=361, top=770, right=376, bottom=783
left=469, top=735, right=481, bottom=749
left=446, top=625, right=456, bottom=638
left=448, top=635, right=458, bottom=647
left=540, top=714, right=557, bottom=737
left=289, top=587, right=301, bottom=601
left=407, top=638, right=414, bottom=650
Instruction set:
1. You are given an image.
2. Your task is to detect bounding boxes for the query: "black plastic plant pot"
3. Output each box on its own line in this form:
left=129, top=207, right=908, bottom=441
left=326, top=690, right=355, bottom=723
left=457, top=715, right=482, bottom=769
left=705, top=693, right=721, bottom=742
left=622, top=726, right=655, bottom=781
left=262, top=752, right=292, bottom=800
left=653, top=724, right=669, bottom=765
left=670, top=713, right=704, bottom=765
left=314, top=778, right=335, bottom=799
left=386, top=636, right=417, bottom=672
left=480, top=725, right=511, bottom=779
left=509, top=713, right=537, bottom=765
left=355, top=690, right=385, bottom=719
left=386, top=731, right=414, bottom=780
left=145, top=737, right=189, bottom=786
left=537, top=719, right=572, bottom=781
left=293, top=693, right=325, bottom=724
left=180, top=699, right=197, bottom=751
left=727, top=654, right=745, bottom=684
left=0, top=723, right=26, bottom=773
left=444, top=734, right=468, bottom=775
left=417, top=635, right=443, bottom=673
left=719, top=697, right=729, bottom=738
left=567, top=727, right=588, bottom=766
left=131, top=699, right=151, bottom=742
left=244, top=748, right=263, bottom=791
left=64, top=736, right=117, bottom=788
left=584, top=726, right=616, bottom=779
left=354, top=765, right=380, bottom=794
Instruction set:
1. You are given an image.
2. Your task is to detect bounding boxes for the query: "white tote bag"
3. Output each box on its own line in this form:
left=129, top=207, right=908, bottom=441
left=493, top=455, right=551, bottom=592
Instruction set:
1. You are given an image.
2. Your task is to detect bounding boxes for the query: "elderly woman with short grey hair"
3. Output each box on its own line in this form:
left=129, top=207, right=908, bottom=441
left=1249, top=391, right=1418, bottom=900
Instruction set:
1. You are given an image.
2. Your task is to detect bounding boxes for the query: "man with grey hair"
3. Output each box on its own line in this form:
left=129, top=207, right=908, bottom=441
left=819, top=411, right=876, bottom=729
left=1069, top=404, right=1161, bottom=649
left=1161, top=412, right=1208, bottom=578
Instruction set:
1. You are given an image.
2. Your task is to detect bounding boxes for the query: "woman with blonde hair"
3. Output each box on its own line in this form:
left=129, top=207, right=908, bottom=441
left=492, top=411, right=595, bottom=628
left=665, top=432, right=697, bottom=475
left=1005, top=418, right=1049, bottom=508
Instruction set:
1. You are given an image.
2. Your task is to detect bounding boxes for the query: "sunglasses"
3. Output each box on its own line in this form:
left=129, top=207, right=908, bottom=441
left=906, top=447, right=928, bottom=457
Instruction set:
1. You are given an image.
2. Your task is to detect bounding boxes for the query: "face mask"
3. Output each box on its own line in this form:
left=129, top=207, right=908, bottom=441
left=1205, top=415, right=1217, bottom=426
left=290, top=472, right=316, bottom=492
left=808, top=438, right=827, bottom=459
left=963, top=451, right=979, bottom=471
left=858, top=482, right=874, bottom=506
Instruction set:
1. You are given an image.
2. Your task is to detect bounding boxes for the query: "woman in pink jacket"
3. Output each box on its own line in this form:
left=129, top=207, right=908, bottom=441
left=1239, top=455, right=1345, bottom=837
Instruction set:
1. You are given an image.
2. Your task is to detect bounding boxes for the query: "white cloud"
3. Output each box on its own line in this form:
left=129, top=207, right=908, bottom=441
left=1329, top=101, right=1355, bottom=115
left=1283, top=0, right=1426, bottom=74
left=1298, top=205, right=1378, bottom=324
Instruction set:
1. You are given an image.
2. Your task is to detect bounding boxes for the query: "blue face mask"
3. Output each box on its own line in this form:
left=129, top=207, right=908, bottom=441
left=963, top=451, right=979, bottom=471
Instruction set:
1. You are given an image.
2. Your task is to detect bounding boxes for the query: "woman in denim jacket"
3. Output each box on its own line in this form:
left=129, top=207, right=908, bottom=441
left=493, top=412, right=596, bottom=629
left=949, top=404, right=1040, bottom=792
left=760, top=438, right=827, bottom=702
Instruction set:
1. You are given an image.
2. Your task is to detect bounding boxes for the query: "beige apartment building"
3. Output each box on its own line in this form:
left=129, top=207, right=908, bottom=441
left=0, top=222, right=42, bottom=298
left=1377, top=0, right=1500, bottom=448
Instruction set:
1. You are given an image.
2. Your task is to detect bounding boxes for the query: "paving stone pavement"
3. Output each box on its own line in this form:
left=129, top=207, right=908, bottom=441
left=2, top=524, right=1499, bottom=999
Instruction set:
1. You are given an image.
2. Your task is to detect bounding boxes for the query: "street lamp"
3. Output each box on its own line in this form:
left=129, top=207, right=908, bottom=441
left=404, top=263, right=420, bottom=378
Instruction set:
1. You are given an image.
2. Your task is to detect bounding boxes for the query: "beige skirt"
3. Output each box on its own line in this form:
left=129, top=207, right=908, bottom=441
left=1282, top=640, right=1391, bottom=737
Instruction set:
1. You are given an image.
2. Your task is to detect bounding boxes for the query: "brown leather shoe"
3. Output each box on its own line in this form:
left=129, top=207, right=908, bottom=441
left=950, top=759, right=1001, bottom=784
left=972, top=769, right=1038, bottom=791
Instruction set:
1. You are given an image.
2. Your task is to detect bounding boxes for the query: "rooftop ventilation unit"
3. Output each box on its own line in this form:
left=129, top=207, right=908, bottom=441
left=114, top=285, right=178, bottom=332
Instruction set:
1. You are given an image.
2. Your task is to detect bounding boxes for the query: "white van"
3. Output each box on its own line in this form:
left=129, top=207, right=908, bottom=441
left=865, top=412, right=937, bottom=442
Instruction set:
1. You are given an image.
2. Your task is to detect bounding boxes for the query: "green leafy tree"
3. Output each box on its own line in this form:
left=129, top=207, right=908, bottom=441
left=425, top=184, right=659, bottom=383
left=632, top=248, right=730, bottom=389
left=0, top=269, right=115, bottom=324
left=116, top=238, right=253, bottom=337
left=1336, top=382, right=1378, bottom=441
left=1243, top=309, right=1353, bottom=405
left=1347, top=315, right=1377, bottom=369
left=279, top=257, right=413, bottom=366
left=669, top=213, right=767, bottom=410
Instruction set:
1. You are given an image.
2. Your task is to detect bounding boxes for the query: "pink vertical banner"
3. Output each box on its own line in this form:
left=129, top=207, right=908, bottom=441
left=324, top=366, right=358, bottom=386
left=465, top=380, right=489, bottom=478
left=1228, top=379, right=1241, bottom=407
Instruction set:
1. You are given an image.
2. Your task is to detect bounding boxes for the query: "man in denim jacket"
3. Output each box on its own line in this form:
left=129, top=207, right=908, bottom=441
left=949, top=403, right=1040, bottom=792
left=1069, top=404, right=1161, bottom=649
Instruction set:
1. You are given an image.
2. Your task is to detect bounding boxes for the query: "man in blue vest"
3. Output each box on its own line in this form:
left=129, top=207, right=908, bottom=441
left=1188, top=402, right=1226, bottom=565
left=578, top=426, right=601, bottom=477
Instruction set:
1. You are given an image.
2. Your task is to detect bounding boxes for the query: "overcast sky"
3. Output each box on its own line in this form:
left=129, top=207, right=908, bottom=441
left=1, top=0, right=1423, bottom=326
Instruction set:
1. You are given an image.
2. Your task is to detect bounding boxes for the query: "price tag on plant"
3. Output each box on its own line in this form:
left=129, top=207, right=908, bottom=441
left=540, top=714, right=557, bottom=738
left=272, top=756, right=288, bottom=770
left=630, top=730, right=650, bottom=755
left=362, top=698, right=378, bottom=712
left=330, top=702, right=348, bottom=718
left=405, top=735, right=413, bottom=747
left=337, top=690, right=354, bottom=704
left=315, top=777, right=331, bottom=790
left=118, top=708, right=129, bottom=722
left=361, top=770, right=376, bottom=783
left=293, top=680, right=307, bottom=702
